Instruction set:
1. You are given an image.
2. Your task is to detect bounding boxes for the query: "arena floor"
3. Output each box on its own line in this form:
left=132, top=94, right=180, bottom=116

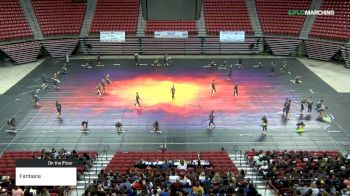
left=1, top=57, right=350, bottom=154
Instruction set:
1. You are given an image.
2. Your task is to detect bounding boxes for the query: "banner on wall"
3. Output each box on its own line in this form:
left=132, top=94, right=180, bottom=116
left=154, top=31, right=188, bottom=39
left=100, top=32, right=125, bottom=42
left=220, top=31, right=245, bottom=43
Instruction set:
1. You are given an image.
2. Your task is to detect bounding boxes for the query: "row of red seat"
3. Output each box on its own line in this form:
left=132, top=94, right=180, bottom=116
left=89, top=0, right=139, bottom=34
left=310, top=0, right=350, bottom=41
left=105, top=151, right=237, bottom=174
left=204, top=0, right=253, bottom=34
left=256, top=0, right=310, bottom=37
left=32, top=0, right=86, bottom=36
left=0, top=0, right=32, bottom=41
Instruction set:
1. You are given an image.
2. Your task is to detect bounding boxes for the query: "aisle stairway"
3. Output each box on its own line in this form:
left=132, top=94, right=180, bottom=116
left=80, top=0, right=97, bottom=37
left=73, top=154, right=114, bottom=195
left=229, top=154, right=275, bottom=196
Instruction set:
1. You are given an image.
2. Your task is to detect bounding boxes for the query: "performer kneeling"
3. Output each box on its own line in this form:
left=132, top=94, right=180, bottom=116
left=153, top=120, right=159, bottom=132
left=81, top=121, right=88, bottom=131
left=115, top=122, right=123, bottom=132
left=7, top=117, right=16, bottom=130
left=296, top=121, right=305, bottom=133
left=293, top=76, right=302, bottom=84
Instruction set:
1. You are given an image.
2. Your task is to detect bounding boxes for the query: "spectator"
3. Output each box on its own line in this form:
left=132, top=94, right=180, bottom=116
left=12, top=186, right=24, bottom=196
left=169, top=171, right=180, bottom=183
left=177, top=160, right=187, bottom=170
left=192, top=181, right=204, bottom=195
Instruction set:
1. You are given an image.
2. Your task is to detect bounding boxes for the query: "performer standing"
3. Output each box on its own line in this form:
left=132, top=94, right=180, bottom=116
left=105, top=74, right=112, bottom=86
left=208, top=111, right=215, bottom=128
left=211, top=80, right=216, bottom=96
left=238, top=57, right=243, bottom=69
left=153, top=120, right=159, bottom=132
left=285, top=99, right=291, bottom=120
left=171, top=84, right=175, bottom=101
left=233, top=83, right=238, bottom=97
left=135, top=92, right=141, bottom=107
left=282, top=98, right=289, bottom=117
left=97, top=52, right=101, bottom=65
left=261, top=116, right=268, bottom=134
left=41, top=74, right=48, bottom=90
left=52, top=71, right=60, bottom=89
left=96, top=82, right=102, bottom=98
left=65, top=53, right=69, bottom=64
left=163, top=54, right=169, bottom=66
left=270, top=61, right=276, bottom=76
left=56, top=100, right=62, bottom=119
left=300, top=96, right=307, bottom=115
left=226, top=64, right=233, bottom=80
left=32, top=91, right=40, bottom=108
left=101, top=78, right=106, bottom=93
left=134, top=53, right=140, bottom=66
left=307, top=97, right=313, bottom=115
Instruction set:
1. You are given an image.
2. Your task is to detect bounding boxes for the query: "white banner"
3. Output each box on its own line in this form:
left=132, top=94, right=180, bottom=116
left=154, top=31, right=188, bottom=39
left=16, top=168, right=77, bottom=186
left=220, top=31, right=245, bottom=43
left=100, top=31, right=125, bottom=42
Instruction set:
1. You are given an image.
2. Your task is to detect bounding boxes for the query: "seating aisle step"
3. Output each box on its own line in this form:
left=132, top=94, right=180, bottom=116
left=229, top=154, right=276, bottom=196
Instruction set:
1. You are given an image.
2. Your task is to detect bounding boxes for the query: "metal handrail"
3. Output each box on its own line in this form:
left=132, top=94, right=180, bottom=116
left=266, top=180, right=280, bottom=196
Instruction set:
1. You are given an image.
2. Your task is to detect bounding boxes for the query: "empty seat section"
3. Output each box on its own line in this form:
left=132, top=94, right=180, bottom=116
left=310, top=0, right=350, bottom=41
left=0, top=0, right=33, bottom=41
left=32, top=0, right=86, bottom=36
left=89, top=0, right=139, bottom=34
left=146, top=20, right=197, bottom=33
left=255, top=0, right=311, bottom=36
left=204, top=0, right=253, bottom=34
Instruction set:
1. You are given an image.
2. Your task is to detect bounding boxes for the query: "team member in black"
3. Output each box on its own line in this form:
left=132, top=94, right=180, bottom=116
left=171, top=84, right=175, bottom=101
left=261, top=116, right=268, bottom=134
left=32, top=91, right=40, bottom=108
left=115, top=122, right=123, bottom=132
left=135, top=92, right=141, bottom=107
left=61, top=63, right=68, bottom=74
left=153, top=120, right=159, bottom=132
left=238, top=57, right=243, bottom=69
left=270, top=61, right=276, bottom=76
left=101, top=79, right=106, bottom=93
left=81, top=121, right=88, bottom=131
left=96, top=82, right=102, bottom=97
left=97, top=52, right=101, bottom=65
left=105, top=74, right=111, bottom=86
left=285, top=99, right=292, bottom=120
left=134, top=53, right=140, bottom=66
left=282, top=98, right=289, bottom=117
left=211, top=80, right=216, bottom=96
left=300, top=96, right=307, bottom=115
left=307, top=97, right=313, bottom=115
left=7, top=117, right=16, bottom=130
left=208, top=111, right=215, bottom=128
left=41, top=74, right=48, bottom=90
left=233, top=83, right=238, bottom=97
left=52, top=72, right=60, bottom=89
left=56, top=100, right=62, bottom=119
left=226, top=64, right=233, bottom=80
